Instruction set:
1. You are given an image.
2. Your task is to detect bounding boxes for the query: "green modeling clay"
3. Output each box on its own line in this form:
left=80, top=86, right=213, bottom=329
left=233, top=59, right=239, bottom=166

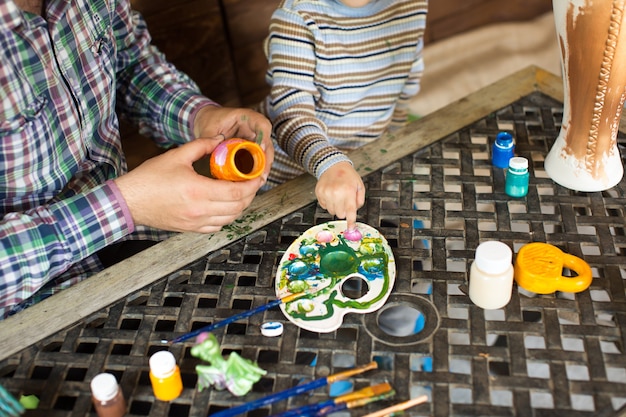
left=19, top=394, right=39, bottom=410
left=191, top=332, right=266, bottom=396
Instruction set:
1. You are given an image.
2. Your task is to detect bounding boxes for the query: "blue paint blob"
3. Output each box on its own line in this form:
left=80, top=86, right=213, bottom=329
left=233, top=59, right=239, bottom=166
left=411, top=217, right=430, bottom=249
left=373, top=355, right=394, bottom=371
left=329, top=380, right=353, bottom=397
left=425, top=283, right=433, bottom=295
left=288, top=260, right=310, bottom=276
left=413, top=312, right=426, bottom=334
left=422, top=357, right=433, bottom=372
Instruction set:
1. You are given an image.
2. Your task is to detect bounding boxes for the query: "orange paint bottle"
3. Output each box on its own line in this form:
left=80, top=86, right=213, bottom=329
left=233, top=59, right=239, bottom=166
left=209, top=138, right=265, bottom=181
left=149, top=351, right=183, bottom=401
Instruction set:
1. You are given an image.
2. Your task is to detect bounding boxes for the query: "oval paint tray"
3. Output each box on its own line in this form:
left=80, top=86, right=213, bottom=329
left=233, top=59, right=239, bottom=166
left=275, top=221, right=396, bottom=332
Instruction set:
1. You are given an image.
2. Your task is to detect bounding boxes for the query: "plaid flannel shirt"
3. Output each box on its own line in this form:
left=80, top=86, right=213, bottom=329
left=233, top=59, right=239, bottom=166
left=0, top=0, right=216, bottom=318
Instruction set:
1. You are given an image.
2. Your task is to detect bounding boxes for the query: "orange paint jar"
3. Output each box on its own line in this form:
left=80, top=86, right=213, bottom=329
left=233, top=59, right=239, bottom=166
left=210, top=138, right=265, bottom=181
left=149, top=351, right=183, bottom=401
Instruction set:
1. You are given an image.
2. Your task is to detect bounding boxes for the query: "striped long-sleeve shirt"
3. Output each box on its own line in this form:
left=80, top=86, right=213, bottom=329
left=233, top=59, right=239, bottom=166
left=0, top=0, right=215, bottom=318
left=259, top=0, right=427, bottom=186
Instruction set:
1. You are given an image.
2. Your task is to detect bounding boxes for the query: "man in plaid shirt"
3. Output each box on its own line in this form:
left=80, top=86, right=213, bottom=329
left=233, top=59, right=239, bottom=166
left=0, top=0, right=274, bottom=318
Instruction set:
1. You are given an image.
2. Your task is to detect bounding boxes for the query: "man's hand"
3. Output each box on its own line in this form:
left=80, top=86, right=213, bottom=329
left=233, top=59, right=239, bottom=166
left=115, top=138, right=265, bottom=233
left=193, top=106, right=274, bottom=180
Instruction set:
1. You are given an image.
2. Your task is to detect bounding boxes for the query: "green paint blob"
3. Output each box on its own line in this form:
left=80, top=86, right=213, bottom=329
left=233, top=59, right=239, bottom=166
left=20, top=394, right=39, bottom=410
left=318, top=237, right=358, bottom=277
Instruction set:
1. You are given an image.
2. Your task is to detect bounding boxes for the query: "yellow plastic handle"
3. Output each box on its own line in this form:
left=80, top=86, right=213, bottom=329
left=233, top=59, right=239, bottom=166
left=514, top=242, right=592, bottom=294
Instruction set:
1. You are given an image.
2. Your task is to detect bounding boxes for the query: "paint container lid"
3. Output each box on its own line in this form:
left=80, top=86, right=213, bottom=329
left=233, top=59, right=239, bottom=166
left=261, top=322, right=284, bottom=337
left=508, top=156, right=528, bottom=171
left=149, top=351, right=177, bottom=378
left=494, top=132, right=514, bottom=147
left=474, top=241, right=512, bottom=275
left=91, top=373, right=120, bottom=401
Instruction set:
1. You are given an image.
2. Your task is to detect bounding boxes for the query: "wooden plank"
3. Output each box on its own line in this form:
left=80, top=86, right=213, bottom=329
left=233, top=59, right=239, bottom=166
left=0, top=65, right=558, bottom=360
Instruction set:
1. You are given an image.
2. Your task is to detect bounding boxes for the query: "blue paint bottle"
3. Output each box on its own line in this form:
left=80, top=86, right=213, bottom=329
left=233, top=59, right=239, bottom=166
left=492, top=132, right=515, bottom=168
left=505, top=157, right=529, bottom=198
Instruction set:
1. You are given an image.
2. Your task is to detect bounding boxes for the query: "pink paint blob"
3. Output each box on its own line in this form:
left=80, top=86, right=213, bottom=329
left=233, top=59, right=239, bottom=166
left=212, top=142, right=230, bottom=165
left=196, top=332, right=210, bottom=344
left=343, top=228, right=362, bottom=241
left=315, top=230, right=334, bottom=243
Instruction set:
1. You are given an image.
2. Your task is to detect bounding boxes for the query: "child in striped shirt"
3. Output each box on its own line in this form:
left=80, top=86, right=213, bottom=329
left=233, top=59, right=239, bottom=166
left=258, top=0, right=427, bottom=230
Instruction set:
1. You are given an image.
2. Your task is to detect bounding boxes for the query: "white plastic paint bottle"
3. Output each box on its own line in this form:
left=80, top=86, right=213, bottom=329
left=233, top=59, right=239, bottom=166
left=469, top=241, right=514, bottom=309
left=90, top=373, right=127, bottom=417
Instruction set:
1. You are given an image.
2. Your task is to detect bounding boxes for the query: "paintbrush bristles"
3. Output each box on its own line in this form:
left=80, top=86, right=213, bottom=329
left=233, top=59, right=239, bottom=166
left=335, top=382, right=392, bottom=403
left=326, top=361, right=378, bottom=383
left=361, top=395, right=428, bottom=417
left=346, top=390, right=396, bottom=409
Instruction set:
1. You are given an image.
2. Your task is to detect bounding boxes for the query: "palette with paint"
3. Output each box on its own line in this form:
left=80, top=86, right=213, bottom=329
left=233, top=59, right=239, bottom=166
left=275, top=221, right=396, bottom=332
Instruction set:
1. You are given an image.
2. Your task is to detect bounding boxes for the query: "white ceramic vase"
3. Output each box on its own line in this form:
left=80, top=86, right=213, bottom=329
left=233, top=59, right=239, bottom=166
left=545, top=0, right=626, bottom=191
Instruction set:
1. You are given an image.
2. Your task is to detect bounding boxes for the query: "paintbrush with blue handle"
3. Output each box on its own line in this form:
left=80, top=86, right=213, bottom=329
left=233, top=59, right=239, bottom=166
left=209, top=361, right=378, bottom=417
left=168, top=291, right=306, bottom=344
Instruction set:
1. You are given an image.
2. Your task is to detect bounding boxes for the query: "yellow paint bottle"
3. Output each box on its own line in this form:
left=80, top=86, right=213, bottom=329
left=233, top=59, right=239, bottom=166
left=149, top=351, right=183, bottom=401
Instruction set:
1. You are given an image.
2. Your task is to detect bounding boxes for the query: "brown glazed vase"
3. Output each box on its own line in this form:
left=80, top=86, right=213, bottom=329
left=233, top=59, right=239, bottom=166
left=545, top=0, right=626, bottom=191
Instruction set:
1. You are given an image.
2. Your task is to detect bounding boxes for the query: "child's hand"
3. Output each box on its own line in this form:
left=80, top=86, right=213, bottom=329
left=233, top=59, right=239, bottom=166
left=315, top=162, right=365, bottom=231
